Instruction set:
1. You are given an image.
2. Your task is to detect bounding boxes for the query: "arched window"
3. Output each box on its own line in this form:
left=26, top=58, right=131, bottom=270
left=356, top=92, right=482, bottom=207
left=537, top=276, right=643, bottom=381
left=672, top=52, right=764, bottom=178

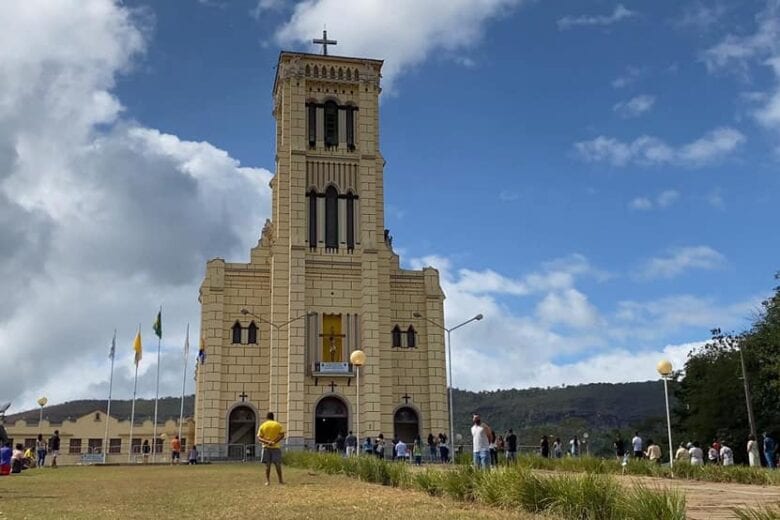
left=308, top=189, right=318, bottom=248
left=313, top=65, right=319, bottom=77
left=391, top=325, right=402, bottom=348
left=346, top=192, right=356, bottom=250
left=325, top=186, right=339, bottom=249
left=346, top=106, right=355, bottom=150
left=308, top=103, right=317, bottom=147
left=407, top=325, right=416, bottom=348
left=305, top=64, right=311, bottom=76
left=231, top=322, right=242, bottom=344
left=324, top=101, right=338, bottom=147
left=247, top=321, right=258, bottom=344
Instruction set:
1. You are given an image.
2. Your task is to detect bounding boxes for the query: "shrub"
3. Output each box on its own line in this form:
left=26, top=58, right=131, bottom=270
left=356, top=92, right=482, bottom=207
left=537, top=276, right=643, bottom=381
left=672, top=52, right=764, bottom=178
left=414, top=469, right=444, bottom=496
left=732, top=504, right=780, bottom=520
left=621, top=483, right=686, bottom=520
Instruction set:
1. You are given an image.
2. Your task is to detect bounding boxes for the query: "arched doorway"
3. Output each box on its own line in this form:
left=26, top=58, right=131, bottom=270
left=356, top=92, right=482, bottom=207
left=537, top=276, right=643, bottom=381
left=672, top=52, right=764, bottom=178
left=315, top=396, right=348, bottom=446
left=227, top=406, right=256, bottom=459
left=393, top=407, right=419, bottom=443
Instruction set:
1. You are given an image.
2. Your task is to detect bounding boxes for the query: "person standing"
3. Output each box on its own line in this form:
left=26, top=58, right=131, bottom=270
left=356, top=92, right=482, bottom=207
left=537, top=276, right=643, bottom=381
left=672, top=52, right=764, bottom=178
left=675, top=443, right=690, bottom=463
left=747, top=434, right=760, bottom=467
left=413, top=435, right=423, bottom=466
left=257, top=412, right=285, bottom=486
left=395, top=438, right=408, bottom=462
left=645, top=439, right=661, bottom=464
left=720, top=441, right=734, bottom=466
left=345, top=431, right=357, bottom=457
left=552, top=437, right=563, bottom=459
left=540, top=435, right=550, bottom=459
left=170, top=435, right=181, bottom=465
left=764, top=433, right=776, bottom=469
left=506, top=429, right=518, bottom=462
left=631, top=432, right=643, bottom=459
left=335, top=432, right=346, bottom=454
left=569, top=435, right=580, bottom=457
left=48, top=430, right=60, bottom=468
left=188, top=445, right=198, bottom=465
left=363, top=436, right=373, bottom=455
left=375, top=434, right=386, bottom=460
left=35, top=434, right=47, bottom=468
left=142, top=439, right=151, bottom=463
left=613, top=435, right=625, bottom=461
left=438, top=433, right=449, bottom=463
left=427, top=433, right=436, bottom=462
left=471, top=414, right=492, bottom=470
left=0, top=442, right=10, bottom=476
left=689, top=441, right=704, bottom=466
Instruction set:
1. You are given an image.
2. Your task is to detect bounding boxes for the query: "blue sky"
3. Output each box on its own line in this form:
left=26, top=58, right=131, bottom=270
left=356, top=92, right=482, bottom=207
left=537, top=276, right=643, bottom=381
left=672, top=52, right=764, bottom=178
left=1, top=0, right=778, bottom=408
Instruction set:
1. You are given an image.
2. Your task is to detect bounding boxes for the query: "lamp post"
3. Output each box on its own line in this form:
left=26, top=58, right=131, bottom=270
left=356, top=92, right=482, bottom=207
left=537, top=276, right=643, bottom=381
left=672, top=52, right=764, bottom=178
left=413, top=311, right=484, bottom=462
left=657, top=359, right=674, bottom=471
left=349, top=349, right=366, bottom=455
left=37, top=397, right=48, bottom=433
left=240, top=308, right=313, bottom=417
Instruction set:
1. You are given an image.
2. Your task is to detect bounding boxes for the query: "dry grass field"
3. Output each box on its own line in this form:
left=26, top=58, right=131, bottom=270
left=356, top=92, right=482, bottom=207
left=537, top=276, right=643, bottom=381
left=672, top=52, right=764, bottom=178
left=0, top=464, right=539, bottom=520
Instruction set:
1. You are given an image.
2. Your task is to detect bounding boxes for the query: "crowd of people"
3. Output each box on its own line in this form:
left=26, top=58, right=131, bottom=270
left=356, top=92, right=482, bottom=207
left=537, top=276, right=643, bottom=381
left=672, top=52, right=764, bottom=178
left=0, top=431, right=60, bottom=475
left=323, top=431, right=452, bottom=464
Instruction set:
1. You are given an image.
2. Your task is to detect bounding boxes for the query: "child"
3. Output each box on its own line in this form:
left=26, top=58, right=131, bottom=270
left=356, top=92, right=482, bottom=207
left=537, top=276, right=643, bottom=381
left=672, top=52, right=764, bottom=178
left=188, top=445, right=198, bottom=465
left=413, top=436, right=423, bottom=466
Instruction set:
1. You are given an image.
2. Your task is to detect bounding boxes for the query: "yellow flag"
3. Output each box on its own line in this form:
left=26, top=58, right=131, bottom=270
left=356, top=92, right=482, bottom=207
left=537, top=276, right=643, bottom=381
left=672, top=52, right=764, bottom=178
left=133, top=330, right=142, bottom=365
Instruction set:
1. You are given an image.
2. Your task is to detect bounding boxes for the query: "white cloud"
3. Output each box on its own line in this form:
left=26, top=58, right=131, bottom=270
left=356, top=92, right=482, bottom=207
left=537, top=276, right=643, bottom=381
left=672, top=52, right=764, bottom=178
left=574, top=127, right=745, bottom=167
left=498, top=189, right=519, bottom=202
left=557, top=4, right=638, bottom=30
left=613, top=94, right=655, bottom=118
left=701, top=3, right=779, bottom=73
left=676, top=3, right=726, bottom=31
left=273, top=0, right=526, bottom=93
left=656, top=189, right=680, bottom=208
left=628, top=190, right=679, bottom=211
left=0, top=0, right=272, bottom=409
left=629, top=197, right=653, bottom=211
left=536, top=288, right=602, bottom=329
left=611, top=66, right=643, bottom=88
left=637, top=246, right=726, bottom=280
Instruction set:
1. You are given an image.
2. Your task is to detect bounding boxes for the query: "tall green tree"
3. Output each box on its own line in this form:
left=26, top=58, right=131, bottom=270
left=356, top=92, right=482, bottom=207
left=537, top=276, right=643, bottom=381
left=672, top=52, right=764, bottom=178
left=674, top=273, right=780, bottom=463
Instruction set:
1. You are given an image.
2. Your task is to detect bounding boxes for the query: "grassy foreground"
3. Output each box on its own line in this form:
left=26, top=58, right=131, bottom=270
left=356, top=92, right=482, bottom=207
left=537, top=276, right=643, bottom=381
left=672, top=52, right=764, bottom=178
left=452, top=453, right=780, bottom=486
left=0, top=464, right=537, bottom=520
left=284, top=452, right=687, bottom=520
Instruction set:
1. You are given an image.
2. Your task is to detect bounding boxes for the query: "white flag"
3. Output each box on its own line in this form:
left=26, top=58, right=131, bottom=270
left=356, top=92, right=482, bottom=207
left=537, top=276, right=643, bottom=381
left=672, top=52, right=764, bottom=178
left=184, top=323, right=190, bottom=359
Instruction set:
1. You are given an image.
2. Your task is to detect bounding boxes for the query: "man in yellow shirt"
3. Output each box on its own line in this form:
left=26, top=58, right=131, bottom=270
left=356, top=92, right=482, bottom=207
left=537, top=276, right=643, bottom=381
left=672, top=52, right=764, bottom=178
left=257, top=412, right=285, bottom=485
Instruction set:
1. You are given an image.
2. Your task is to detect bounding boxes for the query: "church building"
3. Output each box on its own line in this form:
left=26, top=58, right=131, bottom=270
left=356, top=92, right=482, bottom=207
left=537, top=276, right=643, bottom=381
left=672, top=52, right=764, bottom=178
left=196, top=42, right=447, bottom=451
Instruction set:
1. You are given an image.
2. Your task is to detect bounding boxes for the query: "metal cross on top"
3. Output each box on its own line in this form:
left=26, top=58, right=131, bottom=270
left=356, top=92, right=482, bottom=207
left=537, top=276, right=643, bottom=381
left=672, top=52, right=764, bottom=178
left=328, top=381, right=338, bottom=392
left=239, top=391, right=248, bottom=402
left=402, top=393, right=412, bottom=404
left=313, top=30, right=337, bottom=56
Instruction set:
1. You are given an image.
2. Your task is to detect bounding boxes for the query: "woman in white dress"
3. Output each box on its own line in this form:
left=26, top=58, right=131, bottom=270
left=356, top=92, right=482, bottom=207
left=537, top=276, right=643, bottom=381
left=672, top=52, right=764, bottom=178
left=747, top=434, right=761, bottom=467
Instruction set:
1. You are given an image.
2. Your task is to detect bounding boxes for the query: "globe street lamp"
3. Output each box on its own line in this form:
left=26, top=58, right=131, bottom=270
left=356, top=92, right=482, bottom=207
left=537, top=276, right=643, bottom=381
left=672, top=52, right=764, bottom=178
left=37, top=397, right=48, bottom=434
left=240, top=308, right=314, bottom=417
left=656, top=359, right=674, bottom=471
left=349, top=349, right=366, bottom=454
left=413, top=311, right=484, bottom=461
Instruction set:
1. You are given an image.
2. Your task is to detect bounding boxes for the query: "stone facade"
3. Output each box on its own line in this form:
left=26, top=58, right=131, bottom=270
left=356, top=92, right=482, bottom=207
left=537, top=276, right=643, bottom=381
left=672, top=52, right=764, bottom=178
left=196, top=51, right=447, bottom=449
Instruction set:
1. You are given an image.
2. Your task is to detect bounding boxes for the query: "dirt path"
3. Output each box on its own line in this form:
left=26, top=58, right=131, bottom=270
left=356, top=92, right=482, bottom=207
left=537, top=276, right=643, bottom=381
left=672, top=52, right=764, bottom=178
left=622, top=475, right=780, bottom=519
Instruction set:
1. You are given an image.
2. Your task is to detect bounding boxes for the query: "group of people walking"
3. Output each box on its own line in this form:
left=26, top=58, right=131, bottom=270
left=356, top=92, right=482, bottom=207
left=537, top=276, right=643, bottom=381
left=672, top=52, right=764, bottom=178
left=328, top=431, right=451, bottom=464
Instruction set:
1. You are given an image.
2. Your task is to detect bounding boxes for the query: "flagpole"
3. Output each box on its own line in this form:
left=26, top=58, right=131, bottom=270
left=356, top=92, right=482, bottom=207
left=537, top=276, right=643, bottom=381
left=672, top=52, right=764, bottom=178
left=128, top=324, right=141, bottom=463
left=178, top=324, right=189, bottom=443
left=152, top=306, right=162, bottom=463
left=103, top=329, right=116, bottom=463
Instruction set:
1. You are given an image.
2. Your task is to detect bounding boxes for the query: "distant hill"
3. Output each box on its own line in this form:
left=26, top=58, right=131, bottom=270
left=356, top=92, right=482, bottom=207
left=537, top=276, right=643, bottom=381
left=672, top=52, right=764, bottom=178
left=451, top=381, right=672, bottom=456
left=5, top=381, right=670, bottom=455
left=5, top=396, right=195, bottom=425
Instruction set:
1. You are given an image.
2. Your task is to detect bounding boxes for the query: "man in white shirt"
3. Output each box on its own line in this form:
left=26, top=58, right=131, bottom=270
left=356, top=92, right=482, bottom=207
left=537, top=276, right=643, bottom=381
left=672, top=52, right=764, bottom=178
left=689, top=442, right=704, bottom=466
left=395, top=439, right=408, bottom=461
left=471, top=414, right=493, bottom=470
left=720, top=442, right=734, bottom=466
left=631, top=432, right=643, bottom=459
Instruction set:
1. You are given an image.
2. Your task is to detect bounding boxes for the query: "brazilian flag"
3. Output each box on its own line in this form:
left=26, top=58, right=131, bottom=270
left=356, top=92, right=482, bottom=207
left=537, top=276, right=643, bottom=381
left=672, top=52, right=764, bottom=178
left=153, top=310, right=162, bottom=339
